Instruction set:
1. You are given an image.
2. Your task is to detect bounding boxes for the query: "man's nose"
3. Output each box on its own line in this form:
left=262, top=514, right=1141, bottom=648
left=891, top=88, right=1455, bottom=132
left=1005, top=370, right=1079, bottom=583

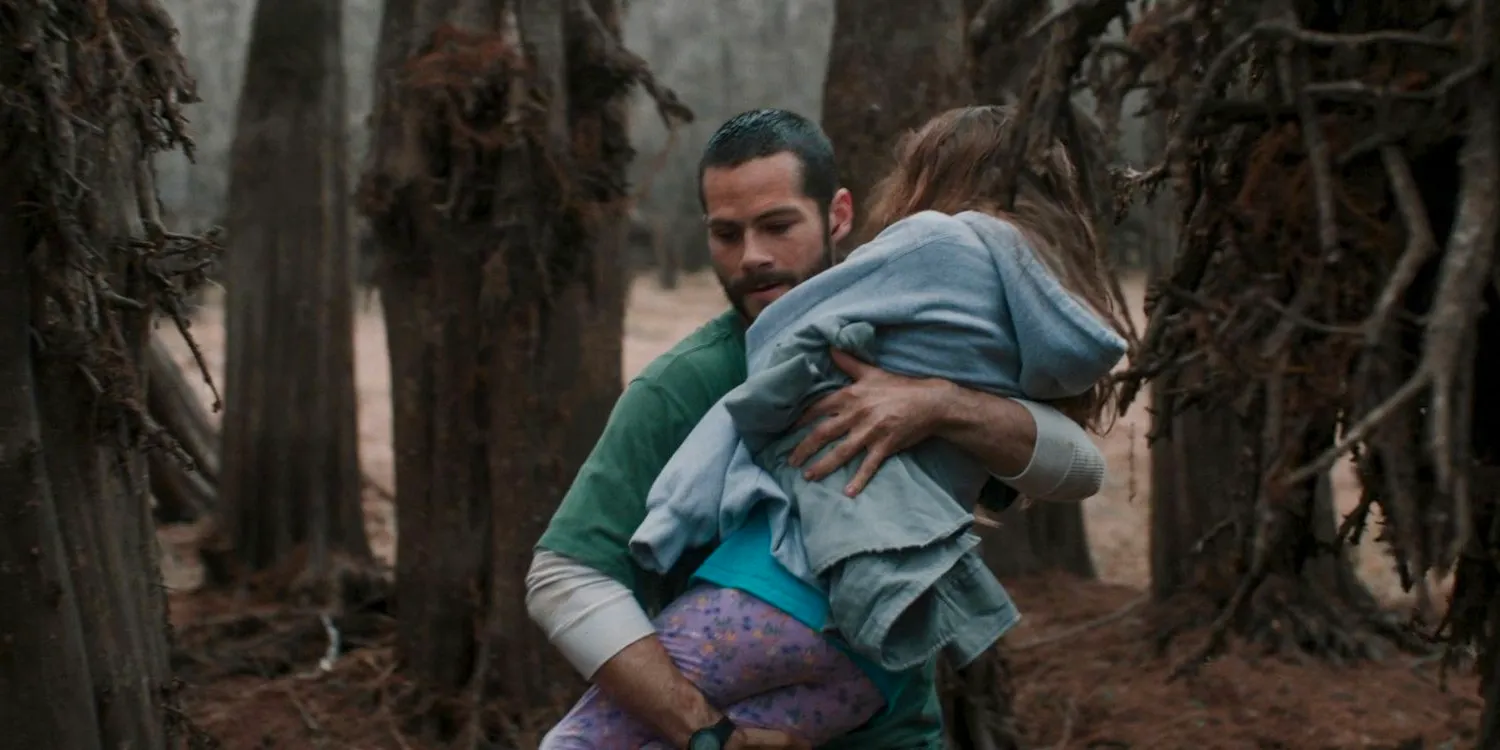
left=739, top=234, right=776, bottom=273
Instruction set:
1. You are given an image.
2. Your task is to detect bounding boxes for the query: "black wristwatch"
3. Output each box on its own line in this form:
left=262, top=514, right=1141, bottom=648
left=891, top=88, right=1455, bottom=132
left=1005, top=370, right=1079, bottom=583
left=686, top=716, right=737, bottom=750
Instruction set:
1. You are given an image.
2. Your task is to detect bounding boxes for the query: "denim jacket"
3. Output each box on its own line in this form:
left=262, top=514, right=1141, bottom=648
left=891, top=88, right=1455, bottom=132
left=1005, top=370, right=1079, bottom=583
left=629, top=210, right=1127, bottom=671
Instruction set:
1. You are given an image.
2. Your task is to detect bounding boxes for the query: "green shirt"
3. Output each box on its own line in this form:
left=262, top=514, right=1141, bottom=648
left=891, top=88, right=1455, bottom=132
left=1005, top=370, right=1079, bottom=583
left=537, top=310, right=944, bottom=750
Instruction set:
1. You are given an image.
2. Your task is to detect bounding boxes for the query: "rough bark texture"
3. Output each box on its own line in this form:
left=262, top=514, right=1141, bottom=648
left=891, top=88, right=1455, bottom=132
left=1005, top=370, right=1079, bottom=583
left=0, top=2, right=206, bottom=746
left=820, top=0, right=971, bottom=249
left=361, top=0, right=683, bottom=736
left=1147, top=379, right=1399, bottom=661
left=213, top=0, right=373, bottom=597
left=0, top=186, right=110, bottom=750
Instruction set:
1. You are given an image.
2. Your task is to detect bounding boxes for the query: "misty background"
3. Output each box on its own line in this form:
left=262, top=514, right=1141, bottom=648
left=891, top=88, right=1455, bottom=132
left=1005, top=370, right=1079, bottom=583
left=153, top=0, right=1150, bottom=278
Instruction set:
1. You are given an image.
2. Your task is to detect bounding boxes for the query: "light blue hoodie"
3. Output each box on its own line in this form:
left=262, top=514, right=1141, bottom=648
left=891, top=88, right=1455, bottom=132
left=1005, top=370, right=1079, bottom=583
left=628, top=210, right=1128, bottom=672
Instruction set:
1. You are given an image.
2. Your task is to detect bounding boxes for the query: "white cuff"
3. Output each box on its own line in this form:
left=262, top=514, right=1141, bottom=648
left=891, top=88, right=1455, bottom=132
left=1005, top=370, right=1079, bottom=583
left=998, top=400, right=1106, bottom=501
left=525, top=550, right=657, bottom=680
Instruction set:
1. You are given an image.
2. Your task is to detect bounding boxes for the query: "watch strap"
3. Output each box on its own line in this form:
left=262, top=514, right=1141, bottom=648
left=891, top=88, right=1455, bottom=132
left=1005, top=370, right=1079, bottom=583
left=689, top=715, right=737, bottom=749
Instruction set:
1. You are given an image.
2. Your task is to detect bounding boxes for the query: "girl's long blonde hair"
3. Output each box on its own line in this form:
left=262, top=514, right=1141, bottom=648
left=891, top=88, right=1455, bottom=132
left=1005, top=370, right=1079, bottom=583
left=864, top=105, right=1127, bottom=430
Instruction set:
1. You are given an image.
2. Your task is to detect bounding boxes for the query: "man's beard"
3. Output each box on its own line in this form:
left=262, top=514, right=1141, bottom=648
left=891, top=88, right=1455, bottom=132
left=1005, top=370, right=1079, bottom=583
left=720, top=237, right=835, bottom=322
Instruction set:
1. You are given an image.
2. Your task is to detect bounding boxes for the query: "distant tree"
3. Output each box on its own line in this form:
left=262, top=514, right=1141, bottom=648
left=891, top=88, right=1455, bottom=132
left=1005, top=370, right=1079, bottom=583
left=823, top=0, right=1105, bottom=583
left=360, top=0, right=689, bottom=736
left=821, top=0, right=971, bottom=250
left=822, top=2, right=1095, bottom=746
left=0, top=2, right=208, bottom=746
left=211, top=0, right=374, bottom=601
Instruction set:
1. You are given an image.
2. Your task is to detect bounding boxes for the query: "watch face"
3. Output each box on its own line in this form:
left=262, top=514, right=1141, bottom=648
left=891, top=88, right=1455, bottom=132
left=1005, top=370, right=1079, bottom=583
left=687, top=733, right=722, bottom=750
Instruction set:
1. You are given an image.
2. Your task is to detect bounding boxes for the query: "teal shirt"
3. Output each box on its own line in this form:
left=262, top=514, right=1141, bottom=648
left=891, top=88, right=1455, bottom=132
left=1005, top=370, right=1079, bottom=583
left=537, top=310, right=944, bottom=750
left=693, top=507, right=915, bottom=711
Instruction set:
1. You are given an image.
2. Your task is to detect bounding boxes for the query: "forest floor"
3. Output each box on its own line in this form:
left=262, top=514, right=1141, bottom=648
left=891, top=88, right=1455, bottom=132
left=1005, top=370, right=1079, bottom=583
left=160, top=272, right=1479, bottom=749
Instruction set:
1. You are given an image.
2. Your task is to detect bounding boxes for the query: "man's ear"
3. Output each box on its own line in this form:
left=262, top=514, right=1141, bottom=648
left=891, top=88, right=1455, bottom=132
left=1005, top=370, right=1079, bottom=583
left=828, top=188, right=855, bottom=245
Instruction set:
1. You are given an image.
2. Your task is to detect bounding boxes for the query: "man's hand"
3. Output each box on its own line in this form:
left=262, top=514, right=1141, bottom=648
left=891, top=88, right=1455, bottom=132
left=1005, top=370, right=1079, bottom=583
left=727, top=727, right=812, bottom=750
left=787, top=348, right=957, bottom=496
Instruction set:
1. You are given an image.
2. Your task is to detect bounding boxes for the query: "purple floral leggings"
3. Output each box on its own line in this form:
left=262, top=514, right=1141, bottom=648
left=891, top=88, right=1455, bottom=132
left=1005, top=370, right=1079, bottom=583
left=540, top=584, right=885, bottom=749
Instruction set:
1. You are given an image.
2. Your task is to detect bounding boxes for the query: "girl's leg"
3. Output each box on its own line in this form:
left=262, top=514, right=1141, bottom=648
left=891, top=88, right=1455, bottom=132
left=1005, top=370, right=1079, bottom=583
left=540, top=585, right=884, bottom=749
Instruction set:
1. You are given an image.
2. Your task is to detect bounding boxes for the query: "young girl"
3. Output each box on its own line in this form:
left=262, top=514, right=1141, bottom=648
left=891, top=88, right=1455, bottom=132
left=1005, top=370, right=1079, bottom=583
left=542, top=105, right=1129, bottom=749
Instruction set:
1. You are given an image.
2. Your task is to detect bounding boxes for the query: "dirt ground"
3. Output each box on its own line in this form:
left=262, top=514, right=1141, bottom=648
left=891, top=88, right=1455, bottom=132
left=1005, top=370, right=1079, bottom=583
left=161, top=272, right=1479, bottom=749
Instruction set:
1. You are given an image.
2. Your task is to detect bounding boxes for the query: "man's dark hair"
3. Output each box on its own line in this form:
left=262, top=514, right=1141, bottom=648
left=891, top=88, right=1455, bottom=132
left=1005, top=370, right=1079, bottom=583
left=698, top=108, right=839, bottom=215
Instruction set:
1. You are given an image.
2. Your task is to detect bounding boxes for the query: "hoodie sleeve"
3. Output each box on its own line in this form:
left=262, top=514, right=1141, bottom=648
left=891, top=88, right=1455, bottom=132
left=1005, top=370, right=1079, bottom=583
left=627, top=401, right=738, bottom=573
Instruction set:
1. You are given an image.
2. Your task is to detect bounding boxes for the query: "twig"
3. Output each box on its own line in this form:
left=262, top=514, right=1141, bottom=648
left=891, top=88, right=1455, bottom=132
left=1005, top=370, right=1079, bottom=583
left=565, top=0, right=693, bottom=128
left=1192, top=515, right=1239, bottom=554
left=1364, top=146, right=1439, bottom=347
left=1173, top=370, right=1287, bottom=679
left=316, top=613, right=341, bottom=673
left=1258, top=297, right=1361, bottom=337
left=283, top=684, right=323, bottom=737
left=1048, top=697, right=1078, bottom=750
left=1418, top=70, right=1497, bottom=492
left=1427, top=1, right=1496, bottom=563
left=1011, top=594, right=1148, bottom=652
left=1281, top=32, right=1337, bottom=262
left=1283, top=370, right=1431, bottom=486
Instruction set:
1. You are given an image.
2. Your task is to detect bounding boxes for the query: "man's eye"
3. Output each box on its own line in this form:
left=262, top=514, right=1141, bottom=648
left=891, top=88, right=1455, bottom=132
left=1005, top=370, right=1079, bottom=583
left=711, top=229, right=740, bottom=242
left=764, top=223, right=792, bottom=235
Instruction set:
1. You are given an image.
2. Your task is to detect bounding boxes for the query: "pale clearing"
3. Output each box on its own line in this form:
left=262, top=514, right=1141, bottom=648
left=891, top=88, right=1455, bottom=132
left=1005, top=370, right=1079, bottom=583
left=157, top=271, right=1417, bottom=606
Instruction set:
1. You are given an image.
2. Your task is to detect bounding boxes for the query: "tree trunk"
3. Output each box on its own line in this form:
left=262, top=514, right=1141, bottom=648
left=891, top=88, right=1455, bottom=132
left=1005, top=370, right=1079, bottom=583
left=0, top=180, right=111, bottom=750
left=0, top=2, right=202, bottom=745
left=821, top=0, right=1102, bottom=582
left=821, top=0, right=971, bottom=249
left=214, top=0, right=374, bottom=600
left=1147, top=383, right=1394, bottom=659
left=823, top=6, right=1039, bottom=747
left=362, top=0, right=670, bottom=736
left=965, top=0, right=1050, bottom=105
left=147, top=337, right=220, bottom=524
left=981, top=501, right=1097, bottom=579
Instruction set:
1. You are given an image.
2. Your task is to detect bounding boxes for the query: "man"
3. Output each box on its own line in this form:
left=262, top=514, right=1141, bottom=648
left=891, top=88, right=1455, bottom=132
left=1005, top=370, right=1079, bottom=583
left=527, top=109, right=1108, bottom=749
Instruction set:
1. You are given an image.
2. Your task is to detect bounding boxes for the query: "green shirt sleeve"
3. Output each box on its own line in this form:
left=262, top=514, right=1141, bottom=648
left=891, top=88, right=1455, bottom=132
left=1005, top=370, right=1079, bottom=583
left=535, top=377, right=698, bottom=597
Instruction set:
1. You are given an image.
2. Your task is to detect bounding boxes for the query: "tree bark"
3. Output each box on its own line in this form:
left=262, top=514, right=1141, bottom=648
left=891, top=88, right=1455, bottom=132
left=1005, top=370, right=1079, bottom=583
left=824, top=0, right=1102, bottom=581
left=362, top=0, right=662, bottom=735
left=1147, top=380, right=1394, bottom=659
left=0, top=181, right=110, bottom=750
left=147, top=337, right=220, bottom=524
left=821, top=0, right=971, bottom=249
left=214, top=0, right=373, bottom=599
left=981, top=501, right=1097, bottom=579
left=822, top=6, right=1041, bottom=747
left=0, top=2, right=201, bottom=745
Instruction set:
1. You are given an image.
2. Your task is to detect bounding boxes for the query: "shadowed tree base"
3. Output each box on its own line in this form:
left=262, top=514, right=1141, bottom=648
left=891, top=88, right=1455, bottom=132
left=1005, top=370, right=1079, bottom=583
left=1150, top=571, right=1423, bottom=672
left=942, top=650, right=1025, bottom=750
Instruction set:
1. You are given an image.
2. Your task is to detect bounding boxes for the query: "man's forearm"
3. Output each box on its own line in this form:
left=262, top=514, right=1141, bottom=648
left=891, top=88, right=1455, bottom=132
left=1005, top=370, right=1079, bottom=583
left=592, top=637, right=723, bottom=747
left=525, top=551, right=717, bottom=746
left=931, top=384, right=1037, bottom=477
left=932, top=386, right=1105, bottom=501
